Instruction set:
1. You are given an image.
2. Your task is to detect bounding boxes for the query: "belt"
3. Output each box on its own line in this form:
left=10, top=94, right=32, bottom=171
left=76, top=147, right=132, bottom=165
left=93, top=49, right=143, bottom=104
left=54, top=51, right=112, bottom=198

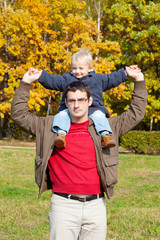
left=54, top=192, right=104, bottom=202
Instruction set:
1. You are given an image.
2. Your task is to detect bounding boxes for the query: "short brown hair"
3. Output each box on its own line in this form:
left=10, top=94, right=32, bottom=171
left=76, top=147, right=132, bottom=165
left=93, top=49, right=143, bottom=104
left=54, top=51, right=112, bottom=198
left=64, top=81, right=91, bottom=99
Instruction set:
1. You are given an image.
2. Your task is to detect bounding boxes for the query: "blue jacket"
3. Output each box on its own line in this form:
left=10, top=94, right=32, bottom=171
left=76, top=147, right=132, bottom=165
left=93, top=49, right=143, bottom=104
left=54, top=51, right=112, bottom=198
left=38, top=68, right=128, bottom=116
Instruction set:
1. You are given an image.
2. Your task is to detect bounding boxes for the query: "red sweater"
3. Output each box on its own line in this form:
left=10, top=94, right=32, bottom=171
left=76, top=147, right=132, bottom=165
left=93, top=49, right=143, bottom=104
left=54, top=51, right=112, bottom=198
left=48, top=120, right=103, bottom=194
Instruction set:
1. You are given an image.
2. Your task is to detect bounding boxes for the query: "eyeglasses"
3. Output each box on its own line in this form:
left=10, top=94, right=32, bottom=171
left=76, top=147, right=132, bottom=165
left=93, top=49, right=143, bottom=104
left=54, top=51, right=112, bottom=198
left=67, top=98, right=88, bottom=105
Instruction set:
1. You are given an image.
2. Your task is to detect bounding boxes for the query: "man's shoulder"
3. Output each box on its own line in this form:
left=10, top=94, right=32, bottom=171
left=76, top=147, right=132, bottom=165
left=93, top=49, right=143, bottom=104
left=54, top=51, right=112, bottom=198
left=45, top=115, right=54, bottom=122
left=108, top=116, right=118, bottom=129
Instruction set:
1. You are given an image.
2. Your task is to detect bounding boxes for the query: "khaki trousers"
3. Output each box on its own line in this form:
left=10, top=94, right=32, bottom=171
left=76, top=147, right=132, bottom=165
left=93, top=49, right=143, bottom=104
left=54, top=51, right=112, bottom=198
left=48, top=193, right=107, bottom=240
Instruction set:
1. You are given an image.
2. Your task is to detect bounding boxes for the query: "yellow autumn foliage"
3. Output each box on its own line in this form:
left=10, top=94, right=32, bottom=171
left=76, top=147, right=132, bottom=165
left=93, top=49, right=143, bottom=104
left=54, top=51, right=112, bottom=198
left=103, top=0, right=160, bottom=126
left=0, top=0, right=159, bottom=131
left=0, top=0, right=121, bottom=120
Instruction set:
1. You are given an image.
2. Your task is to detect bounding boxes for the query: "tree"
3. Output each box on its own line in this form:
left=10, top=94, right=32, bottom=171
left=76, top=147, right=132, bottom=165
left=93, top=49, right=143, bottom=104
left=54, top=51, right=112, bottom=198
left=102, top=0, right=160, bottom=130
left=0, top=0, right=122, bottom=137
left=85, top=0, right=106, bottom=39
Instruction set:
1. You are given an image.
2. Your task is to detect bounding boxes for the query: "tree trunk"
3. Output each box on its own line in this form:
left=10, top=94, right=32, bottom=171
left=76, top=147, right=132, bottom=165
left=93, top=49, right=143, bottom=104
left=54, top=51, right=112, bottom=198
left=150, top=117, right=153, bottom=131
left=47, top=96, right=52, bottom=116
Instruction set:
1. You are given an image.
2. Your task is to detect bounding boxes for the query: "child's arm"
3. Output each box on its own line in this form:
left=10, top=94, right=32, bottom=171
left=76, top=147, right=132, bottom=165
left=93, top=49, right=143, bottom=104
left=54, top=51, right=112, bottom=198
left=102, top=65, right=140, bottom=91
left=28, top=68, right=66, bottom=91
left=38, top=69, right=66, bottom=91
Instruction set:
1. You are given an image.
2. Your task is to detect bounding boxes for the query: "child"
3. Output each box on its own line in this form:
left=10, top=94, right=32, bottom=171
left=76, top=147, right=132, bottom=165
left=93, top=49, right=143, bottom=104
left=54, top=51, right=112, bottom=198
left=30, top=49, right=139, bottom=149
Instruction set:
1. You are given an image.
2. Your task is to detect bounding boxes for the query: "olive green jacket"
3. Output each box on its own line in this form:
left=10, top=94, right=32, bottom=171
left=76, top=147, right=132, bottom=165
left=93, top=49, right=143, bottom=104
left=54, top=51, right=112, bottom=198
left=11, top=80, right=147, bottom=199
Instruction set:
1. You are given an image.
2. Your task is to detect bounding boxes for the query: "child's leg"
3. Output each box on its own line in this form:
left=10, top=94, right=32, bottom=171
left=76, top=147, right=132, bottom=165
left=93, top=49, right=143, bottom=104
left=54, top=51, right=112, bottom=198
left=52, top=109, right=71, bottom=148
left=89, top=110, right=116, bottom=148
left=52, top=109, right=71, bottom=135
left=89, top=110, right=112, bottom=135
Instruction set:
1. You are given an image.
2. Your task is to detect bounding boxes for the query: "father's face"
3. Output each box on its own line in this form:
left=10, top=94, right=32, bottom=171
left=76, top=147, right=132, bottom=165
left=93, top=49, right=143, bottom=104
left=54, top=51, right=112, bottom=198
left=65, top=90, right=92, bottom=123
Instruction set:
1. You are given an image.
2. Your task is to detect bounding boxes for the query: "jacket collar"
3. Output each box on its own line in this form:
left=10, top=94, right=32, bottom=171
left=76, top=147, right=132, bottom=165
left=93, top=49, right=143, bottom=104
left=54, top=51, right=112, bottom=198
left=88, top=117, right=94, bottom=126
left=69, top=70, right=95, bottom=80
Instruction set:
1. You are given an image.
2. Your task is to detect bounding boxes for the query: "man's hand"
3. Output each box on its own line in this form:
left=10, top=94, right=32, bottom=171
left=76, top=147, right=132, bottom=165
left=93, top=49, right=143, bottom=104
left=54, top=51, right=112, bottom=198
left=125, top=65, right=144, bottom=81
left=22, top=68, right=42, bottom=84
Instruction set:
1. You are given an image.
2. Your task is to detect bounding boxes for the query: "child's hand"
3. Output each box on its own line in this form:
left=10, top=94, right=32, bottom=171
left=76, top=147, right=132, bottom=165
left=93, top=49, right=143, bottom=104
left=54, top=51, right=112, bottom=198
left=125, top=65, right=141, bottom=77
left=125, top=66, right=144, bottom=81
left=22, top=68, right=42, bottom=84
left=28, top=67, right=42, bottom=78
left=128, top=65, right=140, bottom=70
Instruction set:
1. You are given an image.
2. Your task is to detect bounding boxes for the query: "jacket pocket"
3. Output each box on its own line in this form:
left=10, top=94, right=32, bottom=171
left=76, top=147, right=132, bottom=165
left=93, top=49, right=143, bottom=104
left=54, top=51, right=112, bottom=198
left=35, top=156, right=42, bottom=187
left=103, top=157, right=118, bottom=187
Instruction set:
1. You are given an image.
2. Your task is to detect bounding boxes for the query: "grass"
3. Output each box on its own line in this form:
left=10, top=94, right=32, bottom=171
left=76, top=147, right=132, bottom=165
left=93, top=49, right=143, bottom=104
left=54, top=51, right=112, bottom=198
left=106, top=154, right=160, bottom=240
left=0, top=146, right=160, bottom=240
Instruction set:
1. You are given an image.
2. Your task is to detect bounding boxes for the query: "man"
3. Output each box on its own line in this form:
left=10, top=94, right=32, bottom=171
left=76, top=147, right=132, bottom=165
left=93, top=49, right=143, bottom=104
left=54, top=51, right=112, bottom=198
left=11, top=68, right=147, bottom=240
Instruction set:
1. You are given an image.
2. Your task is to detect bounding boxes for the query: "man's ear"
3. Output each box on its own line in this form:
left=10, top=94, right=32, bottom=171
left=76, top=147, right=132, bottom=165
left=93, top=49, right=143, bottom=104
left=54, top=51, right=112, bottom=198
left=65, top=98, right=68, bottom=108
left=88, top=96, right=93, bottom=106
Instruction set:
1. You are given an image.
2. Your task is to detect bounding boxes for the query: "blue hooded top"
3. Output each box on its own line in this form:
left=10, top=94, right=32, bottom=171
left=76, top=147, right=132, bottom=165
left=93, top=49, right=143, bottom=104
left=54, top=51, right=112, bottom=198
left=38, top=68, right=128, bottom=116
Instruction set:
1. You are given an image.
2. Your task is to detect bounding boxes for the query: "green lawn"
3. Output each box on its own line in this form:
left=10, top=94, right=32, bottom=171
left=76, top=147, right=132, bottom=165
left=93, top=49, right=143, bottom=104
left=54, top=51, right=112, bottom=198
left=0, top=147, right=160, bottom=240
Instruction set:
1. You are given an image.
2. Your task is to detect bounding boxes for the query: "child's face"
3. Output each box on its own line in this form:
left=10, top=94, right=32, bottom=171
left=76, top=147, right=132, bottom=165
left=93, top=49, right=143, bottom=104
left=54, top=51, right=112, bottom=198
left=71, top=60, right=92, bottom=79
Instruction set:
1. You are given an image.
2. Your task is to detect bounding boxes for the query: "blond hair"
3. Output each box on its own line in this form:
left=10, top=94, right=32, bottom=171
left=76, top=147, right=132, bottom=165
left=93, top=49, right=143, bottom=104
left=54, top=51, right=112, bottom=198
left=71, top=49, right=93, bottom=68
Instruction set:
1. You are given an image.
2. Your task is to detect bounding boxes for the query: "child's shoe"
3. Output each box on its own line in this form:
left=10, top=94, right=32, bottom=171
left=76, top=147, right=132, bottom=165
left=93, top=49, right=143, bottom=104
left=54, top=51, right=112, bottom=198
left=54, top=134, right=66, bottom=148
left=101, top=135, right=116, bottom=148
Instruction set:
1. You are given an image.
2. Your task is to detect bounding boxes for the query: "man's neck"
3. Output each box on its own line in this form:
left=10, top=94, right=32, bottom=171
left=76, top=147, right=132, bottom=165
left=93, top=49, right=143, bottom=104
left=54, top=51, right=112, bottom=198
left=71, top=117, right=89, bottom=124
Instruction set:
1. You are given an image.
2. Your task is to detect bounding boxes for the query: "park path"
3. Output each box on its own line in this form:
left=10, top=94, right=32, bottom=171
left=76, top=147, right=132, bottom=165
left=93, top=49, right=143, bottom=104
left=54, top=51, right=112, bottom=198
left=0, top=145, right=36, bottom=149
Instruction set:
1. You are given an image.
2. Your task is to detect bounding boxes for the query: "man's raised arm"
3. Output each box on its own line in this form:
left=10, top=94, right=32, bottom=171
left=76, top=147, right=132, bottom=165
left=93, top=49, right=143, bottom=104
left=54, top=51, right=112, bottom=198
left=11, top=70, right=44, bottom=135
left=109, top=69, right=147, bottom=137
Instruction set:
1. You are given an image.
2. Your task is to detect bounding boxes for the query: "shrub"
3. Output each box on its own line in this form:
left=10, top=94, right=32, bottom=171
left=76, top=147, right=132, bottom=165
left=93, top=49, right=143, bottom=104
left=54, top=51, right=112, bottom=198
left=120, top=131, right=160, bottom=155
